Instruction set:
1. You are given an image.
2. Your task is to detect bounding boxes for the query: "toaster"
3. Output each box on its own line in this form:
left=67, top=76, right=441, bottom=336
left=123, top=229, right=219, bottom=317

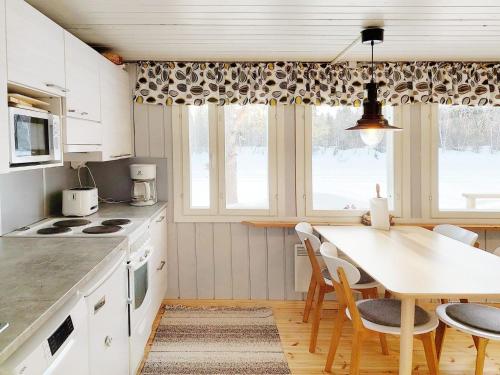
left=62, top=187, right=99, bottom=216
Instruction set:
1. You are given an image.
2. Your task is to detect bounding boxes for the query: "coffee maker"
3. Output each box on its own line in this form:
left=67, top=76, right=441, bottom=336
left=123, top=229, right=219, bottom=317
left=130, top=164, right=157, bottom=206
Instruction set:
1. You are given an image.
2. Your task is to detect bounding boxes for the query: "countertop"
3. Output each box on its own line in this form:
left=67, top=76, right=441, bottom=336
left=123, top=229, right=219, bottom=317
left=0, top=201, right=167, bottom=363
left=0, top=237, right=127, bottom=363
left=89, top=201, right=167, bottom=219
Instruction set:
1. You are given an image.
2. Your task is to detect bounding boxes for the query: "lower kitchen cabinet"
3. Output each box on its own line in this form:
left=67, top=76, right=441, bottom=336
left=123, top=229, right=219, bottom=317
left=150, top=208, right=168, bottom=313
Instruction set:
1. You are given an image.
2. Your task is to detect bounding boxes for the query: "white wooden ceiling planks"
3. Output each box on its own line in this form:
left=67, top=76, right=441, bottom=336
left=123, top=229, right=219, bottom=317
left=26, top=0, right=500, bottom=61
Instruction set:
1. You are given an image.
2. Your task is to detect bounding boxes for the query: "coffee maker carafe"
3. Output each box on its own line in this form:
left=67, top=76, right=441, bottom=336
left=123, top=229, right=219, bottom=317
left=130, top=164, right=157, bottom=206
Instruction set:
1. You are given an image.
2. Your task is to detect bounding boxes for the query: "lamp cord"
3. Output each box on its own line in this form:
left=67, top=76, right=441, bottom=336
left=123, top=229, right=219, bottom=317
left=371, top=40, right=374, bottom=82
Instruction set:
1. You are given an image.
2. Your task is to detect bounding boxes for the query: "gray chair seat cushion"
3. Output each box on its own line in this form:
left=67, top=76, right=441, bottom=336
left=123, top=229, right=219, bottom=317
left=358, top=299, right=431, bottom=327
left=321, top=267, right=375, bottom=285
left=446, top=303, right=500, bottom=334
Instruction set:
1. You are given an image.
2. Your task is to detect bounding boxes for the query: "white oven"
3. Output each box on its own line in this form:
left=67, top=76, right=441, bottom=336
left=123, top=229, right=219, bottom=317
left=128, top=238, right=155, bottom=374
left=9, top=107, right=62, bottom=165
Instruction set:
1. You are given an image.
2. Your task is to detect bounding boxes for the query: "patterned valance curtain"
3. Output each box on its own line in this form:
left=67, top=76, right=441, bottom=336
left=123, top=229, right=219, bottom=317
left=134, top=61, right=500, bottom=107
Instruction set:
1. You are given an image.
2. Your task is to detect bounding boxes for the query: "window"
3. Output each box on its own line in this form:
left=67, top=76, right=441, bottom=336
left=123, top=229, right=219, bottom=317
left=304, top=105, right=399, bottom=216
left=221, top=105, right=270, bottom=210
left=176, top=104, right=277, bottom=219
left=187, top=105, right=210, bottom=209
left=433, top=105, right=500, bottom=215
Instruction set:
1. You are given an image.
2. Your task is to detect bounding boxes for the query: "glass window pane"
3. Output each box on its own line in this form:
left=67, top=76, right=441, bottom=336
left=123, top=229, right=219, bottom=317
left=311, top=106, right=394, bottom=211
left=224, top=105, right=269, bottom=209
left=188, top=106, right=210, bottom=209
left=438, top=105, right=500, bottom=211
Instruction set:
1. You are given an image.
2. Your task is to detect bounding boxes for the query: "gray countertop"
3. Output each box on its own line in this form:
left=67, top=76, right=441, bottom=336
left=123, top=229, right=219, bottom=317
left=91, top=201, right=167, bottom=219
left=0, top=237, right=128, bottom=363
left=0, top=201, right=168, bottom=363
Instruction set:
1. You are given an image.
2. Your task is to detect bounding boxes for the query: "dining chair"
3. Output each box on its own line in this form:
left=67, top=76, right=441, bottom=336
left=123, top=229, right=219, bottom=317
left=295, top=223, right=381, bottom=353
left=435, top=303, right=500, bottom=375
left=433, top=224, right=479, bottom=247
left=320, top=244, right=440, bottom=375
left=433, top=224, right=480, bottom=352
left=494, top=247, right=500, bottom=256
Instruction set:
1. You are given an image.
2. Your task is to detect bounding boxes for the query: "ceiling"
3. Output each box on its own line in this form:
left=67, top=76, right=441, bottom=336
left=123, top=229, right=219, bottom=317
left=27, top=0, right=500, bottom=62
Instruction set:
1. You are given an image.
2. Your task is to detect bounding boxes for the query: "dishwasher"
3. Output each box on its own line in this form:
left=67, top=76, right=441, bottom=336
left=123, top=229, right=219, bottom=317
left=0, top=294, right=89, bottom=375
left=81, top=250, right=129, bottom=375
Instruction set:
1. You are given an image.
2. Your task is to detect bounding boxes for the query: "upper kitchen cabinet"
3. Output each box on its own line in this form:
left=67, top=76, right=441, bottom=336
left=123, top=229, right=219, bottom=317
left=5, top=0, right=66, bottom=96
left=64, top=31, right=101, bottom=122
left=99, top=60, right=133, bottom=160
left=0, top=0, right=9, bottom=174
left=64, top=60, right=133, bottom=161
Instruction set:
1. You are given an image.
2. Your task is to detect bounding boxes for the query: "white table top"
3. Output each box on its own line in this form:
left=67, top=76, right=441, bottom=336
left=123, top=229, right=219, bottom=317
left=314, top=225, right=500, bottom=298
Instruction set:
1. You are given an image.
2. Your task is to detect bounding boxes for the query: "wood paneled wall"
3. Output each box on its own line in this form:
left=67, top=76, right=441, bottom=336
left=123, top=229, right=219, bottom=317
left=133, top=100, right=500, bottom=300
left=133, top=101, right=304, bottom=300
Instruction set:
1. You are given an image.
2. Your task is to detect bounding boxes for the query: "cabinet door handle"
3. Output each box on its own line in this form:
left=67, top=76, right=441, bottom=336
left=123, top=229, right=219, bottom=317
left=157, top=260, right=166, bottom=271
left=45, top=83, right=69, bottom=93
left=156, top=215, right=165, bottom=223
left=81, top=111, right=89, bottom=116
left=104, top=336, right=113, bottom=347
left=68, top=109, right=77, bottom=113
left=110, top=153, right=132, bottom=158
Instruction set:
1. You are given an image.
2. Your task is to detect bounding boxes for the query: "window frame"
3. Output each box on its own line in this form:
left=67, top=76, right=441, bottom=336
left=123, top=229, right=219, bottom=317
left=429, top=104, right=500, bottom=219
left=173, top=104, right=278, bottom=221
left=217, top=105, right=278, bottom=216
left=299, top=105, right=403, bottom=218
left=180, top=104, right=219, bottom=216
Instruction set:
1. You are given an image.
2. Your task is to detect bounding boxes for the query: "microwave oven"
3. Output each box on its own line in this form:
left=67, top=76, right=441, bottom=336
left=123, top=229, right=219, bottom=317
left=9, top=107, right=62, bottom=165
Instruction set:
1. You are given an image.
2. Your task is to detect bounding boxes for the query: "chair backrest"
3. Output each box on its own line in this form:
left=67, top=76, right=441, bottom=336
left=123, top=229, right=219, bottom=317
left=320, top=243, right=360, bottom=284
left=494, top=247, right=500, bottom=256
left=295, top=222, right=325, bottom=285
left=337, top=267, right=364, bottom=330
left=295, top=222, right=321, bottom=251
left=433, top=224, right=479, bottom=246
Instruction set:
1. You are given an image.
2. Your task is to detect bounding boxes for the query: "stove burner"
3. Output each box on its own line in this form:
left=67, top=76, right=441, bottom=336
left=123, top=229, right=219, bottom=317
left=53, top=219, right=92, bottom=228
left=37, top=227, right=72, bottom=235
left=101, top=219, right=131, bottom=226
left=82, top=225, right=122, bottom=234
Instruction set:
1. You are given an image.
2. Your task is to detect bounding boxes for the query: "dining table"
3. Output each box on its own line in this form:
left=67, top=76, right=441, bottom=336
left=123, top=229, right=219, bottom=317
left=313, top=225, right=500, bottom=375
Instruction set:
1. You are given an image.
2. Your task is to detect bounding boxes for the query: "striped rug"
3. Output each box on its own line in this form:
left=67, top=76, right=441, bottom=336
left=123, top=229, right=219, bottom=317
left=141, top=305, right=291, bottom=375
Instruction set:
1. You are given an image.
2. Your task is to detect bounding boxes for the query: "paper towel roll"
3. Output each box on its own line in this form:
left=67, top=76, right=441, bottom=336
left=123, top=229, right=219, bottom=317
left=370, top=197, right=390, bottom=230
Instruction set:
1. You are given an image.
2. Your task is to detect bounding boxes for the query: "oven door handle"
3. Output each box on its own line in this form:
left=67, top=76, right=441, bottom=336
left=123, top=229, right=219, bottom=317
left=129, top=246, right=154, bottom=271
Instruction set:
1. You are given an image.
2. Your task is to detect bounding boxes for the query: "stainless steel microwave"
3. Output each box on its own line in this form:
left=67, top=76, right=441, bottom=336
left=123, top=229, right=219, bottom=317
left=9, top=107, right=62, bottom=165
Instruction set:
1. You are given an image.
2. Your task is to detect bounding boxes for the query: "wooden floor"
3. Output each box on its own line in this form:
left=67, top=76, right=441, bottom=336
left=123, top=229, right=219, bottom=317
left=139, top=300, right=500, bottom=375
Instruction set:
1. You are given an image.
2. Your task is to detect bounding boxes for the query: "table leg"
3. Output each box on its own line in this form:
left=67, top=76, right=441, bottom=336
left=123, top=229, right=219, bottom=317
left=399, top=297, right=415, bottom=375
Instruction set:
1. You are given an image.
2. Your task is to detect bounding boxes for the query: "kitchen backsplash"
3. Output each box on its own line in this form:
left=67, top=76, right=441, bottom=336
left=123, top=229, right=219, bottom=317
left=0, top=157, right=168, bottom=235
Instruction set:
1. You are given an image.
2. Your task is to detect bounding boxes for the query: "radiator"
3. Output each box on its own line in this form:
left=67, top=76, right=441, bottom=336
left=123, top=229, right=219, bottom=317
left=294, top=243, right=322, bottom=292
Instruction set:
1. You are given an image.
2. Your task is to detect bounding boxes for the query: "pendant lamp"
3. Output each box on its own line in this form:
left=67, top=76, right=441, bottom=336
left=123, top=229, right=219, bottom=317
left=346, top=27, right=402, bottom=146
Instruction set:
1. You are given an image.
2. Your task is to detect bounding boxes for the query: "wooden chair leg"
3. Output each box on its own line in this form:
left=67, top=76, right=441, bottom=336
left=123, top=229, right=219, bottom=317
left=369, top=287, right=379, bottom=299
left=435, top=321, right=447, bottom=361
left=475, top=337, right=489, bottom=375
left=309, top=286, right=325, bottom=353
left=303, top=276, right=317, bottom=323
left=349, top=331, right=364, bottom=375
left=472, top=335, right=480, bottom=350
left=324, top=306, right=346, bottom=372
left=379, top=333, right=389, bottom=355
left=419, top=332, right=440, bottom=375
left=360, top=289, right=371, bottom=299
left=384, top=289, right=391, bottom=298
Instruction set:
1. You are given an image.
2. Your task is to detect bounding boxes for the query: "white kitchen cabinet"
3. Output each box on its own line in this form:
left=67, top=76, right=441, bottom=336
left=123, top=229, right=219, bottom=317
left=6, top=0, right=66, bottom=96
left=0, top=0, right=9, bottom=174
left=99, top=60, right=133, bottom=160
left=150, top=208, right=167, bottom=312
left=65, top=60, right=133, bottom=160
left=64, top=31, right=101, bottom=122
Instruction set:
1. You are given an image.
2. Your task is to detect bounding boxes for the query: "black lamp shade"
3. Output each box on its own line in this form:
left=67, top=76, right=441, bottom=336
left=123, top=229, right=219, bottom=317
left=346, top=82, right=402, bottom=131
left=361, top=28, right=384, bottom=44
